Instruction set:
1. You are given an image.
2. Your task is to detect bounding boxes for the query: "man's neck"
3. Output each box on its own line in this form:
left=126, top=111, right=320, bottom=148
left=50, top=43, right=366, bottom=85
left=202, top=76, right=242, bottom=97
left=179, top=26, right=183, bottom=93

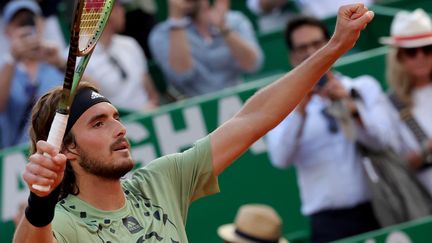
left=76, top=175, right=126, bottom=211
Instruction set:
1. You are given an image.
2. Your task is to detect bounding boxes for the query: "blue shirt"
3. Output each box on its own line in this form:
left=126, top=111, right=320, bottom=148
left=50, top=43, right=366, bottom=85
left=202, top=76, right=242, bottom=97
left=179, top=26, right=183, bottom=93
left=149, top=11, right=263, bottom=97
left=266, top=75, right=395, bottom=215
left=0, top=62, right=63, bottom=148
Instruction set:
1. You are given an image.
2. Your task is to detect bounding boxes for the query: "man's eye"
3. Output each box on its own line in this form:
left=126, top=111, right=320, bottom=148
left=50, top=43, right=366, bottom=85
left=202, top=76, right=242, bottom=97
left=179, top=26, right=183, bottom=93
left=94, top=121, right=104, bottom=128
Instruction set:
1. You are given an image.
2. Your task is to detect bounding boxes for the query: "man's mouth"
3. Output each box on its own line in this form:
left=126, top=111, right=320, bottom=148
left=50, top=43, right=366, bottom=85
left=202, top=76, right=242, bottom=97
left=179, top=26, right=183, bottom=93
left=111, top=139, right=130, bottom=152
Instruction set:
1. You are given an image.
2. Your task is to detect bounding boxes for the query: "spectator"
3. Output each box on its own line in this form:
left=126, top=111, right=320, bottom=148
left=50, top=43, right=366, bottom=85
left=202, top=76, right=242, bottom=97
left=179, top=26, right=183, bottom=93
left=218, top=204, right=288, bottom=243
left=37, top=0, right=66, bottom=51
left=149, top=0, right=263, bottom=98
left=247, top=0, right=295, bottom=33
left=84, top=1, right=159, bottom=111
left=121, top=0, right=158, bottom=59
left=380, top=9, right=432, bottom=194
left=0, top=0, right=64, bottom=149
left=0, top=0, right=66, bottom=60
left=266, top=16, right=392, bottom=242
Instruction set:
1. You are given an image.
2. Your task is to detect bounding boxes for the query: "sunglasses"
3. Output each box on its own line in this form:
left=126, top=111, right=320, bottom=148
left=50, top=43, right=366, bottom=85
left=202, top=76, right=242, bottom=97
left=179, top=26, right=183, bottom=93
left=399, top=45, right=432, bottom=58
left=292, top=39, right=327, bottom=54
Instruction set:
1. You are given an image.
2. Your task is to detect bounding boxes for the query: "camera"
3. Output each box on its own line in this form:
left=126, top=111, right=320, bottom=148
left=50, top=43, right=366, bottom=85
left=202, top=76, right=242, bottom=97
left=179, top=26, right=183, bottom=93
left=315, top=74, right=328, bottom=91
left=17, top=11, right=37, bottom=37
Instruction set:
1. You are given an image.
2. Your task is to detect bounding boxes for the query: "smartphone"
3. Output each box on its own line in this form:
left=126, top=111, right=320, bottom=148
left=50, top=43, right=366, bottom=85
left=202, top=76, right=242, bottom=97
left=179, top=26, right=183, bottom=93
left=19, top=13, right=37, bottom=37
left=19, top=12, right=36, bottom=27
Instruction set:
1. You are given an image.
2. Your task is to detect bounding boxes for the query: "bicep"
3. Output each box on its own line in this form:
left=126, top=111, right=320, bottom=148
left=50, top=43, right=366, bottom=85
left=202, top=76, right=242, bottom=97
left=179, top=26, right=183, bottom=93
left=210, top=117, right=258, bottom=176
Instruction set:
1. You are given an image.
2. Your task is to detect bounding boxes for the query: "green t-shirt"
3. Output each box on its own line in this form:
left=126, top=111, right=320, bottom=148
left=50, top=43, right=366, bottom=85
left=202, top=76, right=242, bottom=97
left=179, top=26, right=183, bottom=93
left=52, top=136, right=219, bottom=243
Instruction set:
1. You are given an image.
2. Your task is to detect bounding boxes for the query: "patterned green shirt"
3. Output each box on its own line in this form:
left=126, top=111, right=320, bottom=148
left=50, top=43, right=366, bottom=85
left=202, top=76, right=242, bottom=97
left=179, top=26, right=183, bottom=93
left=52, top=136, right=219, bottom=243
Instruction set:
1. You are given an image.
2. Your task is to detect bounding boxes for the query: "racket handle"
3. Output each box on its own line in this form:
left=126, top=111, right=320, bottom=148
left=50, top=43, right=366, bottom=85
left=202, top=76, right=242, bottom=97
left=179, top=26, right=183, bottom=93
left=32, top=112, right=69, bottom=192
left=47, top=112, right=69, bottom=148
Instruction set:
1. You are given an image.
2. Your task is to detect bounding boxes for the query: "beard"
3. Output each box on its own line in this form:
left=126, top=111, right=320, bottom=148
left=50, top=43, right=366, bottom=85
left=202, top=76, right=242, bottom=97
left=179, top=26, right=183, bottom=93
left=76, top=142, right=134, bottom=180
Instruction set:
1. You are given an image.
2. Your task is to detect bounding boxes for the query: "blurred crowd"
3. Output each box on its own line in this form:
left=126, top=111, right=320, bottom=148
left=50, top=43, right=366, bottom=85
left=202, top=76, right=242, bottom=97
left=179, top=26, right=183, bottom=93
left=1, top=0, right=432, bottom=242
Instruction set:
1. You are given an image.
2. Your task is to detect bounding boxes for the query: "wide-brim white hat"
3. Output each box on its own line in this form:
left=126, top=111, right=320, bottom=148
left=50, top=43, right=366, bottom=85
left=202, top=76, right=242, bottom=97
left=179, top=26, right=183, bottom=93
left=379, top=8, right=432, bottom=48
left=217, top=204, right=289, bottom=243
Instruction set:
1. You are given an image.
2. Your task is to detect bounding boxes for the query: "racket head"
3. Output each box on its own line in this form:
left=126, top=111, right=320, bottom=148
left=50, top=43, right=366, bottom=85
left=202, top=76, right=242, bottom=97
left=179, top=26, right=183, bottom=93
left=76, top=0, right=115, bottom=56
left=59, top=0, right=115, bottom=111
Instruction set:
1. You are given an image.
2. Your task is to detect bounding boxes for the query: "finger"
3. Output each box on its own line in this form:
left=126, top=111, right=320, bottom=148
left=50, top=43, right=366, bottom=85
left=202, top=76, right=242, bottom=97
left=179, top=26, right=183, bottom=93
left=358, top=10, right=374, bottom=27
left=23, top=171, right=54, bottom=189
left=215, top=0, right=229, bottom=10
left=349, top=4, right=368, bottom=20
left=11, top=26, right=36, bottom=39
left=36, top=140, right=59, bottom=157
left=29, top=153, right=62, bottom=171
left=26, top=163, right=59, bottom=181
left=52, top=153, right=67, bottom=171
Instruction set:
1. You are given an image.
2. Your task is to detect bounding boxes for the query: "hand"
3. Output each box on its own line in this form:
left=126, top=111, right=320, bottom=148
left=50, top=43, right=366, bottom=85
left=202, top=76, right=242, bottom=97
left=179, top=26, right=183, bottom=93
left=321, top=73, right=349, bottom=100
left=406, top=151, right=424, bottom=170
left=9, top=26, right=42, bottom=62
left=260, top=0, right=287, bottom=13
left=329, top=4, right=374, bottom=55
left=169, top=0, right=197, bottom=19
left=426, top=139, right=432, bottom=151
left=39, top=41, right=65, bottom=69
left=209, top=0, right=229, bottom=29
left=22, top=141, right=67, bottom=197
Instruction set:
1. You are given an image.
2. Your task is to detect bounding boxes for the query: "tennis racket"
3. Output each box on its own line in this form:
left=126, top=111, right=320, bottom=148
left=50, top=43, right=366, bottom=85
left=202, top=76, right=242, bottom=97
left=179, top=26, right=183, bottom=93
left=32, top=0, right=115, bottom=192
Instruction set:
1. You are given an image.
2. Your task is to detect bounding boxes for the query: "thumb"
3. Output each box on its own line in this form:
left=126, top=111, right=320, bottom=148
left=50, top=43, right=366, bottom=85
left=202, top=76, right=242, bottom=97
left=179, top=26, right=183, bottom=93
left=356, top=11, right=374, bottom=29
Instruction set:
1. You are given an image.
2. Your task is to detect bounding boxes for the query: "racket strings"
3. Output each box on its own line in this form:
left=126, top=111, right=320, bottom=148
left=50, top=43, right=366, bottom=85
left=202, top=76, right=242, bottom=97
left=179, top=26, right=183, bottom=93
left=79, top=0, right=110, bottom=53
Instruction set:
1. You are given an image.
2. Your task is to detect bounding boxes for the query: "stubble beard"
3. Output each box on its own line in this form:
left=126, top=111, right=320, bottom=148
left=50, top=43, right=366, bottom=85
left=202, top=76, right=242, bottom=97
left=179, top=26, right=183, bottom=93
left=76, top=146, right=134, bottom=180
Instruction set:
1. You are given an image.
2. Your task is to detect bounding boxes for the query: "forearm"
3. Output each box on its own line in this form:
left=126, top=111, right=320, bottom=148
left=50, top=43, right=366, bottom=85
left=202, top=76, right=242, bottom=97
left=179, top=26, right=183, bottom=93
left=223, top=31, right=260, bottom=71
left=267, top=112, right=305, bottom=168
left=0, top=62, right=16, bottom=111
left=13, top=219, right=56, bottom=243
left=169, top=29, right=193, bottom=73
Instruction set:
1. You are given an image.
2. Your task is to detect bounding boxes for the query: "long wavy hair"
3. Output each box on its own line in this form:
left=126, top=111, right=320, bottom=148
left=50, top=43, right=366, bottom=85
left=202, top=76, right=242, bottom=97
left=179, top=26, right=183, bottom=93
left=386, top=47, right=432, bottom=104
left=29, top=81, right=98, bottom=200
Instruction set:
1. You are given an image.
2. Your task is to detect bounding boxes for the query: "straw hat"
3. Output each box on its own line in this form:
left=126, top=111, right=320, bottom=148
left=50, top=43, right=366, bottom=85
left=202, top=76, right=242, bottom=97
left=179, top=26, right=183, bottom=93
left=379, top=9, right=432, bottom=48
left=218, top=204, right=289, bottom=243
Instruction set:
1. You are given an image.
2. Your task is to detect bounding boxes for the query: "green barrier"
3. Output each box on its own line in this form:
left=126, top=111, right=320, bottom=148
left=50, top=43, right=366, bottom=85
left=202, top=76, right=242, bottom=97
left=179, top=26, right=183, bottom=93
left=334, top=216, right=432, bottom=243
left=376, top=0, right=432, bottom=13
left=334, top=46, right=389, bottom=90
left=0, top=73, right=308, bottom=243
left=246, top=29, right=292, bottom=82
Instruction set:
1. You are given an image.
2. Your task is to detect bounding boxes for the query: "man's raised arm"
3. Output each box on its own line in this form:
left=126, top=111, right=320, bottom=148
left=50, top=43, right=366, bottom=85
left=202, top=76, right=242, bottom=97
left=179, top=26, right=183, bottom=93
left=210, top=4, right=374, bottom=175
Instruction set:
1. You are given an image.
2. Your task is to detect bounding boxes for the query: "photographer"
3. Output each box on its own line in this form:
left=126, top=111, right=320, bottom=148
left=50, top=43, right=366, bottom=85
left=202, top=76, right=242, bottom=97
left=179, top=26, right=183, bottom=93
left=0, top=0, right=64, bottom=149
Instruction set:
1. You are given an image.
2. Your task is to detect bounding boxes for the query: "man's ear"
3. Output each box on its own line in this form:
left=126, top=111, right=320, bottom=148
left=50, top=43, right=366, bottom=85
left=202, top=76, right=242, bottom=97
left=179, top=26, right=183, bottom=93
left=62, top=146, right=79, bottom=161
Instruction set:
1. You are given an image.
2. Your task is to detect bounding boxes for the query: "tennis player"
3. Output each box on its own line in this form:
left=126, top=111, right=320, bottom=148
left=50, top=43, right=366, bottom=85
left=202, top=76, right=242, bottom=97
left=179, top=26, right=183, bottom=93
left=14, top=4, right=374, bottom=243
